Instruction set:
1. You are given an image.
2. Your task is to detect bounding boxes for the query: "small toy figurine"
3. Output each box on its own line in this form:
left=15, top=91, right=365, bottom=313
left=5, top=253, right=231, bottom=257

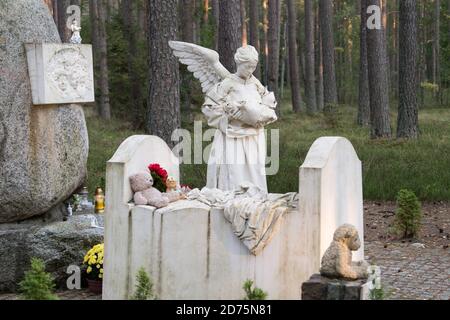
left=130, top=171, right=184, bottom=208
left=69, top=20, right=82, bottom=44
left=166, top=176, right=178, bottom=193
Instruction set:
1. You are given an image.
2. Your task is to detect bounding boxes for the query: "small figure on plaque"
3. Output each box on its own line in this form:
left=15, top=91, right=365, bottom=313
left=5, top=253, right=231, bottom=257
left=69, top=19, right=82, bottom=44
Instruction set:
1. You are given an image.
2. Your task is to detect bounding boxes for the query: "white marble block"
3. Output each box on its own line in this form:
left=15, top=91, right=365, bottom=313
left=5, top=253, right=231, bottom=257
left=103, top=135, right=364, bottom=300
left=103, top=135, right=180, bottom=300
left=127, top=201, right=304, bottom=300
left=299, top=137, right=364, bottom=263
left=25, top=43, right=95, bottom=105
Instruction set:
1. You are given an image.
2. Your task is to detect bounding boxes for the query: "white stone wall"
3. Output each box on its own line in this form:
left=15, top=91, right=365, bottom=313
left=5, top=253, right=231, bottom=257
left=128, top=201, right=305, bottom=299
left=103, top=135, right=364, bottom=300
left=103, top=135, right=179, bottom=299
left=299, top=137, right=364, bottom=262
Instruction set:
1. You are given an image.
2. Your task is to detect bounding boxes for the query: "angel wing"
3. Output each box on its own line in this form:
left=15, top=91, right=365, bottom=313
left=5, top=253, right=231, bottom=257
left=168, top=41, right=231, bottom=94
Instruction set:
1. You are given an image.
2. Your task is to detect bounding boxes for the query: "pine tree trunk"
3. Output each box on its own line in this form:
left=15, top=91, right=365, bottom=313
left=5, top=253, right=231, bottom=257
left=218, top=0, right=242, bottom=73
left=204, top=0, right=209, bottom=24
left=397, top=0, right=419, bottom=139
left=419, top=0, right=426, bottom=107
left=181, top=0, right=196, bottom=111
left=262, top=0, right=269, bottom=85
left=248, top=0, right=261, bottom=79
left=286, top=0, right=302, bottom=113
left=138, top=0, right=149, bottom=41
left=147, top=0, right=180, bottom=148
left=391, top=0, right=399, bottom=101
left=97, top=0, right=111, bottom=119
left=89, top=0, right=99, bottom=110
left=358, top=0, right=370, bottom=126
left=366, top=0, right=391, bottom=138
left=241, top=0, right=248, bottom=45
left=381, top=0, right=390, bottom=94
left=52, top=0, right=59, bottom=27
left=122, top=0, right=143, bottom=128
left=268, top=0, right=281, bottom=109
left=319, top=0, right=338, bottom=107
left=181, top=0, right=195, bottom=43
left=297, top=18, right=306, bottom=96
left=211, top=0, right=220, bottom=50
left=315, top=3, right=324, bottom=111
left=433, top=0, right=441, bottom=103
left=193, top=0, right=200, bottom=44
left=57, top=0, right=71, bottom=42
left=304, top=0, right=317, bottom=113
left=280, top=21, right=287, bottom=99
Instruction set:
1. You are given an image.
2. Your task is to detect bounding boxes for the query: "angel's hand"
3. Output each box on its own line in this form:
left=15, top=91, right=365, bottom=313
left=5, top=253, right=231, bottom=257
left=229, top=108, right=244, bottom=121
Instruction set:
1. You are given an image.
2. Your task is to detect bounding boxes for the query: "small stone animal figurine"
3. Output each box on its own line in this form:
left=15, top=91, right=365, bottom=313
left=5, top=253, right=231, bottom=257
left=320, top=224, right=369, bottom=280
left=129, top=171, right=183, bottom=208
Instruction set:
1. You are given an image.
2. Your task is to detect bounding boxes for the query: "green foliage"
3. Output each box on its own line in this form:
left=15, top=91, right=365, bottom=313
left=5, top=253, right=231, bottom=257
left=19, top=258, right=58, bottom=300
left=106, top=12, right=148, bottom=122
left=87, top=105, right=450, bottom=201
left=393, top=189, right=422, bottom=238
left=150, top=171, right=166, bottom=193
left=369, top=286, right=388, bottom=300
left=131, top=268, right=155, bottom=300
left=421, top=82, right=440, bottom=92
left=323, top=103, right=343, bottom=128
left=242, top=280, right=268, bottom=300
left=86, top=117, right=139, bottom=195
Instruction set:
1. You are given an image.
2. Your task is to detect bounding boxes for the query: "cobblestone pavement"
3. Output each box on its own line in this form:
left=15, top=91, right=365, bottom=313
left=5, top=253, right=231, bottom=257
left=0, top=289, right=101, bottom=300
left=365, top=241, right=450, bottom=300
left=364, top=201, right=450, bottom=300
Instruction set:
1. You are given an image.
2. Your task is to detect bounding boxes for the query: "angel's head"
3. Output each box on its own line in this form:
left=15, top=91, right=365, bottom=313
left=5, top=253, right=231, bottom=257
left=235, top=45, right=259, bottom=80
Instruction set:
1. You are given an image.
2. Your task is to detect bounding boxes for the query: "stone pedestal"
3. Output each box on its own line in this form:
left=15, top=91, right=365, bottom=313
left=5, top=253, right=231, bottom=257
left=0, top=213, right=103, bottom=292
left=301, top=274, right=371, bottom=300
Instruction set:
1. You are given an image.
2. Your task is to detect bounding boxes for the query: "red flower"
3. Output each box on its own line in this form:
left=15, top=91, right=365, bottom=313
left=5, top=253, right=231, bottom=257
left=148, top=163, right=161, bottom=171
left=148, top=163, right=168, bottom=182
left=147, top=163, right=169, bottom=192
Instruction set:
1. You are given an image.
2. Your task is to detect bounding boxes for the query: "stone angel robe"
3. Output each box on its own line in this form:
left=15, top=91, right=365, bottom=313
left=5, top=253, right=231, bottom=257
left=202, top=74, right=277, bottom=192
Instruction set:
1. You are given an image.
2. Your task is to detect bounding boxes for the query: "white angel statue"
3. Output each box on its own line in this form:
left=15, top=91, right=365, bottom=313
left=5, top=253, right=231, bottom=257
left=169, top=41, right=278, bottom=193
left=69, top=20, right=82, bottom=44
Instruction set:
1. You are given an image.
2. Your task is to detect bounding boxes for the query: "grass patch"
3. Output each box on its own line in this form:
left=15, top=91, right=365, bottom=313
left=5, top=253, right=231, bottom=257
left=86, top=104, right=450, bottom=201
left=86, top=117, right=140, bottom=198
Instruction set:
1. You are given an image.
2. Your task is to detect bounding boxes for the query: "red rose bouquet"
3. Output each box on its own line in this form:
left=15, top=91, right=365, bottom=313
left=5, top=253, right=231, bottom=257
left=148, top=163, right=168, bottom=193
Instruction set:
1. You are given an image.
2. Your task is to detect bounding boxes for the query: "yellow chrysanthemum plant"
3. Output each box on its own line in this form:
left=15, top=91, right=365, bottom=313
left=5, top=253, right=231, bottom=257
left=83, top=243, right=104, bottom=281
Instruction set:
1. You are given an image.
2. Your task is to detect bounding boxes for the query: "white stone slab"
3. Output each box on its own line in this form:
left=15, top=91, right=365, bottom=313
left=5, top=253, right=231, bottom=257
left=25, top=43, right=94, bottom=105
left=299, top=137, right=364, bottom=262
left=127, top=202, right=304, bottom=300
left=103, top=135, right=179, bottom=299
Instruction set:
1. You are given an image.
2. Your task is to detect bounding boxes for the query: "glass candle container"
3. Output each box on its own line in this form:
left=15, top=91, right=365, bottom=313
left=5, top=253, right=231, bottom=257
left=94, top=187, right=105, bottom=214
left=79, top=186, right=89, bottom=208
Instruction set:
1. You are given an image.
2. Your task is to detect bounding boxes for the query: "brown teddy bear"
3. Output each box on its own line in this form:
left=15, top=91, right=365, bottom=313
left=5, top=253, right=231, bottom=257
left=129, top=171, right=183, bottom=208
